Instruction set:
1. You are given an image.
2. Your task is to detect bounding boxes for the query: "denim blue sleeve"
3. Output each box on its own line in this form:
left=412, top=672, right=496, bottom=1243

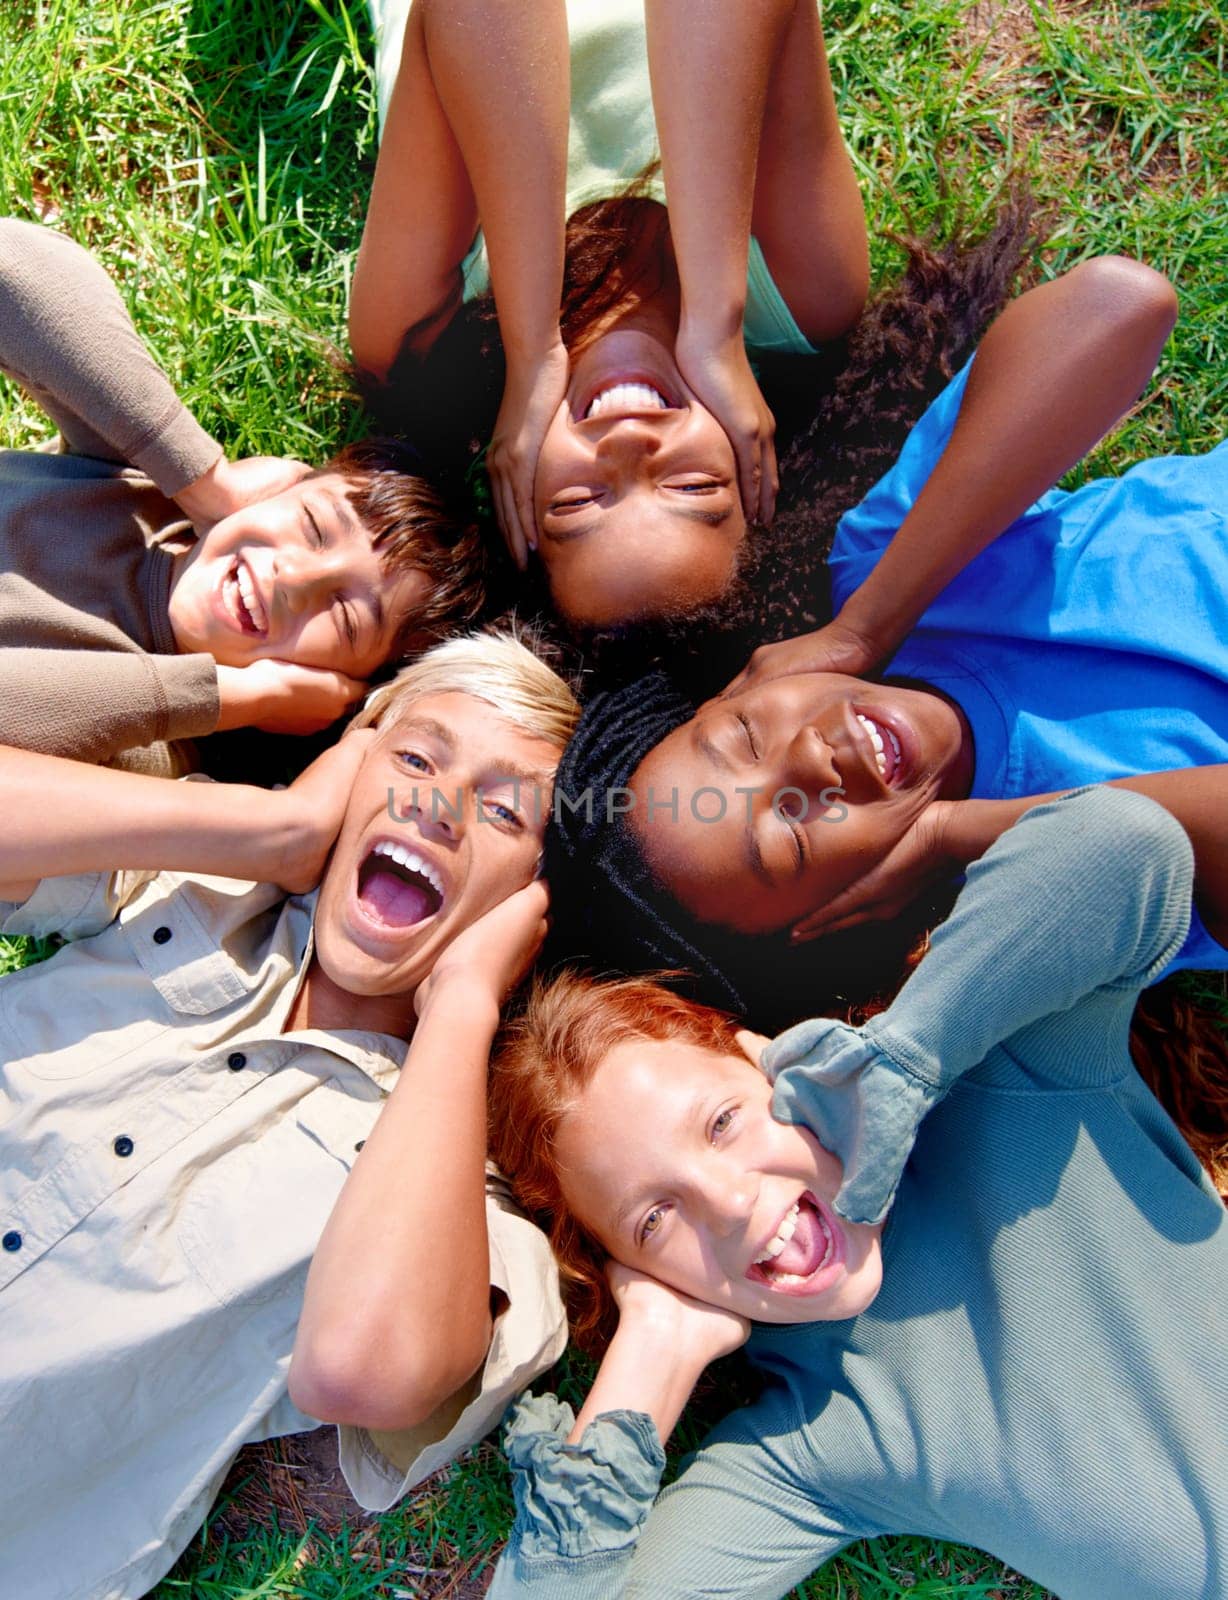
left=764, top=787, right=1194, bottom=1223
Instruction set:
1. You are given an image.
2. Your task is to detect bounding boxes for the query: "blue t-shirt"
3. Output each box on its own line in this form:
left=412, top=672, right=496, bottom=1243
left=829, top=361, right=1228, bottom=972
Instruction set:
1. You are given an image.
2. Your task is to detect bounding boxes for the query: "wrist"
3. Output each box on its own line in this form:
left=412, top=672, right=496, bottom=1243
left=678, top=299, right=747, bottom=352
left=420, top=972, right=502, bottom=1027
left=175, top=452, right=231, bottom=526
left=214, top=664, right=262, bottom=731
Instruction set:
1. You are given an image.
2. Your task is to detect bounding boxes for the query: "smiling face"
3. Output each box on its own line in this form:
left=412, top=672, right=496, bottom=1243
left=312, top=691, right=560, bottom=1003
left=630, top=672, right=974, bottom=935
left=167, top=473, right=430, bottom=676
left=554, top=1036, right=883, bottom=1325
left=533, top=330, right=747, bottom=627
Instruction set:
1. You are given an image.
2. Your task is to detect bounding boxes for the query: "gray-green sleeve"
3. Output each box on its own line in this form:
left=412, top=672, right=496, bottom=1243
left=0, top=647, right=219, bottom=762
left=0, top=219, right=221, bottom=495
left=491, top=1392, right=863, bottom=1597
left=764, top=786, right=1194, bottom=1223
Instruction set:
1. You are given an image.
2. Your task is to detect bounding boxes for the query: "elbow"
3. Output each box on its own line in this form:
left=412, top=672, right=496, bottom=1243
left=1067, top=254, right=1178, bottom=348
left=289, top=1317, right=491, bottom=1432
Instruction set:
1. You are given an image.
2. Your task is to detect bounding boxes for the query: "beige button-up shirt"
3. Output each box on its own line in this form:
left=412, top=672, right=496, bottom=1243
left=0, top=867, right=566, bottom=1600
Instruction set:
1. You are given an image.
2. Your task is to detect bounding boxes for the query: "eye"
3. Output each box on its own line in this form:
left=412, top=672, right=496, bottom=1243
left=737, top=713, right=758, bottom=760
left=482, top=798, right=524, bottom=830
left=305, top=507, right=328, bottom=549
left=548, top=492, right=596, bottom=513
left=333, top=597, right=358, bottom=649
left=711, top=1106, right=737, bottom=1140
left=666, top=476, right=725, bottom=493
left=396, top=749, right=431, bottom=775
left=638, top=1205, right=667, bottom=1246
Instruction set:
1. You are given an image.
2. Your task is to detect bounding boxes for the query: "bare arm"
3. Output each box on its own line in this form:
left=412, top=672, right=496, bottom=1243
left=801, top=767, right=1228, bottom=949
left=0, top=737, right=366, bottom=902
left=733, top=256, right=1179, bottom=688
left=290, top=885, right=549, bottom=1432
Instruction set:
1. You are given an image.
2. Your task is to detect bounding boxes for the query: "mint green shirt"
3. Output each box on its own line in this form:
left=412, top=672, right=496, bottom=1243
left=369, top=0, right=818, bottom=358
left=492, top=789, right=1228, bottom=1599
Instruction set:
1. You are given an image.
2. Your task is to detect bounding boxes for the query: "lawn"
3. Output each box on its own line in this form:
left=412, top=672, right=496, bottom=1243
left=1, top=0, right=1225, bottom=1596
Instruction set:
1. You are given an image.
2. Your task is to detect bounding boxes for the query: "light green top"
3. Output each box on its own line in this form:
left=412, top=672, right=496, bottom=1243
left=369, top=0, right=818, bottom=358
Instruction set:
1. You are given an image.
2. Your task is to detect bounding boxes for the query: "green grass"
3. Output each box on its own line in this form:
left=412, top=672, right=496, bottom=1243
left=1, top=0, right=1226, bottom=1595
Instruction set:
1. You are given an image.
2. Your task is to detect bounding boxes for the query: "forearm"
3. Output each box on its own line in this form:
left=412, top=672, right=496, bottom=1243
left=646, top=0, right=794, bottom=340
left=0, top=648, right=218, bottom=762
left=419, top=0, right=568, bottom=366
left=0, top=219, right=221, bottom=494
left=291, top=980, right=499, bottom=1429
left=570, top=1314, right=713, bottom=1447
left=837, top=258, right=1178, bottom=659
left=0, top=746, right=291, bottom=891
left=944, top=766, right=1228, bottom=944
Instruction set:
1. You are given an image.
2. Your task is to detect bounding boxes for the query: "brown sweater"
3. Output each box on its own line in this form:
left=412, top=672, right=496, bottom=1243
left=0, top=219, right=223, bottom=774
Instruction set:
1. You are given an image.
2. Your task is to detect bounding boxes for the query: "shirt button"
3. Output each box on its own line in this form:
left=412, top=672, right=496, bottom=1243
left=113, top=1135, right=135, bottom=1158
left=152, top=926, right=173, bottom=945
left=227, top=1052, right=247, bottom=1072
left=2, top=1231, right=21, bottom=1253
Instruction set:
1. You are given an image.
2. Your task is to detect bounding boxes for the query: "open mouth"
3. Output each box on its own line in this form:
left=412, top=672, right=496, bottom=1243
left=221, top=557, right=268, bottom=636
left=356, top=839, right=446, bottom=930
left=855, top=712, right=902, bottom=785
left=746, top=1193, right=841, bottom=1292
left=584, top=379, right=677, bottom=420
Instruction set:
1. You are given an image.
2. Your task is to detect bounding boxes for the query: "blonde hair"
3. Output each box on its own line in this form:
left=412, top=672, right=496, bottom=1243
left=353, top=626, right=580, bottom=750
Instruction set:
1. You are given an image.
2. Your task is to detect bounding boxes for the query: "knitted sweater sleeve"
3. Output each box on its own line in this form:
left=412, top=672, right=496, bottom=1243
left=0, top=219, right=221, bottom=495
left=763, top=786, right=1195, bottom=1223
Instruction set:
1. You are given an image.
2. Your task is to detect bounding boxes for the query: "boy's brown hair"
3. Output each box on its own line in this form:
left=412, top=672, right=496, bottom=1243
left=320, top=438, right=489, bottom=659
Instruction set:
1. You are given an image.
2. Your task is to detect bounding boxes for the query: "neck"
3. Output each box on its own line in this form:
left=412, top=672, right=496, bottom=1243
left=285, top=955, right=418, bottom=1040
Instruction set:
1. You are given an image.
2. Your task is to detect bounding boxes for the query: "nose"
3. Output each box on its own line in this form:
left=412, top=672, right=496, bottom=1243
left=693, top=1164, right=757, bottom=1238
left=397, top=787, right=468, bottom=848
left=781, top=724, right=841, bottom=800
left=593, top=417, right=664, bottom=478
left=274, top=547, right=344, bottom=615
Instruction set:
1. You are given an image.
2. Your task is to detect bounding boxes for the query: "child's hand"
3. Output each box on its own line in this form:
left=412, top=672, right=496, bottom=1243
left=176, top=455, right=311, bottom=533
left=487, top=339, right=570, bottom=570
left=413, top=879, right=550, bottom=1020
left=266, top=730, right=377, bottom=894
left=674, top=324, right=777, bottom=525
left=607, top=1261, right=751, bottom=1364
left=216, top=660, right=367, bottom=735
left=790, top=800, right=957, bottom=943
left=721, top=614, right=882, bottom=699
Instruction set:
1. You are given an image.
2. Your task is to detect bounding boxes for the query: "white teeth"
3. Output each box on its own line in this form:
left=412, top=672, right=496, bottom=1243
left=233, top=562, right=267, bottom=633
left=856, top=713, right=899, bottom=779
left=371, top=839, right=445, bottom=901
left=754, top=1201, right=800, bottom=1265
left=585, top=382, right=669, bottom=420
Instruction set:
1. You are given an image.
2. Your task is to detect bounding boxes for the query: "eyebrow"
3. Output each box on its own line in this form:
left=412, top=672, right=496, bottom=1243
left=394, top=715, right=457, bottom=751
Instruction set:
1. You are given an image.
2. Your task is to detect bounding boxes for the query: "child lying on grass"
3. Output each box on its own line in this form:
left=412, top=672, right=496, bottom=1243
left=0, top=631, right=575, bottom=1600
left=486, top=786, right=1228, bottom=1599
left=0, top=218, right=486, bottom=774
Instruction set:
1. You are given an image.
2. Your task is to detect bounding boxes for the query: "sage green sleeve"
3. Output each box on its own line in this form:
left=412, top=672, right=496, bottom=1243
left=0, top=218, right=222, bottom=495
left=764, top=786, right=1194, bottom=1223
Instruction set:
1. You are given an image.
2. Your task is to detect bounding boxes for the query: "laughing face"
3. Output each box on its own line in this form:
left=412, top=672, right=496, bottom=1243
left=312, top=691, right=561, bottom=1005
left=554, top=1036, right=883, bottom=1325
left=167, top=473, right=429, bottom=676
left=533, top=330, right=746, bottom=627
left=630, top=671, right=975, bottom=935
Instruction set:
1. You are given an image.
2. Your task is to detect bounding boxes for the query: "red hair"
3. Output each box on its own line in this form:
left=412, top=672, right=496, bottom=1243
left=489, top=971, right=743, bottom=1353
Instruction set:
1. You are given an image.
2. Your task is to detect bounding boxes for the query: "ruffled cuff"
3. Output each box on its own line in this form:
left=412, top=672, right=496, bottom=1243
left=504, top=1395, right=665, bottom=1560
left=762, top=1017, right=941, bottom=1225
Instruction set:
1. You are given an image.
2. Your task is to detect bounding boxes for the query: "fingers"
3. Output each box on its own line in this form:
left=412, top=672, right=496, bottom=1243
left=492, top=461, right=530, bottom=571
left=759, top=432, right=779, bottom=525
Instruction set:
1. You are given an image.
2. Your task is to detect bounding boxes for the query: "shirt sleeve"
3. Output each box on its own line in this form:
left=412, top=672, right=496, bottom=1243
left=763, top=786, right=1195, bottom=1224
left=0, top=646, right=219, bottom=763
left=0, top=219, right=222, bottom=496
left=826, top=358, right=974, bottom=612
left=336, top=1192, right=568, bottom=1511
left=0, top=867, right=155, bottom=941
left=490, top=1392, right=862, bottom=1598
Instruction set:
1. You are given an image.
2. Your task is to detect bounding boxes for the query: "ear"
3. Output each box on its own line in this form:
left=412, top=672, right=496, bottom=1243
left=734, top=1027, right=771, bottom=1069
